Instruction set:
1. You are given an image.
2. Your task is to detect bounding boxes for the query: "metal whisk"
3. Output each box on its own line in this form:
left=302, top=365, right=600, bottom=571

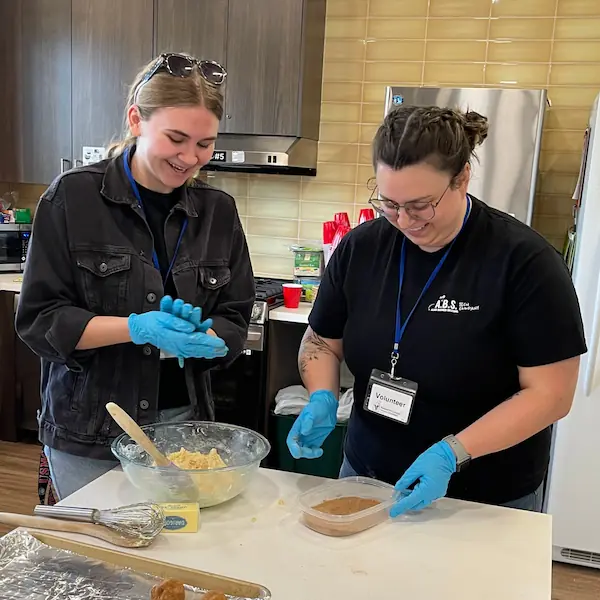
left=34, top=502, right=165, bottom=545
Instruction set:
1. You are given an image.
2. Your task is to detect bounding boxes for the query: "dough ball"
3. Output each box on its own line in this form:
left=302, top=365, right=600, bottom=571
left=150, top=579, right=185, bottom=600
left=203, top=592, right=227, bottom=600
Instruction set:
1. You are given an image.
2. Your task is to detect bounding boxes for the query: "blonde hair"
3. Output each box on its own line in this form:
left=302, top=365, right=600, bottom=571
left=107, top=55, right=224, bottom=161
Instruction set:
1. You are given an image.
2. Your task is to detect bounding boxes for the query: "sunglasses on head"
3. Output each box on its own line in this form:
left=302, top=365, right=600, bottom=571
left=135, top=53, right=227, bottom=100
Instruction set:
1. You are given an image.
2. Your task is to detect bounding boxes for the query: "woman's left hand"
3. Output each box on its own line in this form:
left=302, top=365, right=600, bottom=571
left=160, top=296, right=213, bottom=332
left=390, top=440, right=457, bottom=517
left=160, top=296, right=222, bottom=366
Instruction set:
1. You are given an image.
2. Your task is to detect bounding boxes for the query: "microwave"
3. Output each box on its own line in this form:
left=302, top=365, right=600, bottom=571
left=0, top=224, right=32, bottom=272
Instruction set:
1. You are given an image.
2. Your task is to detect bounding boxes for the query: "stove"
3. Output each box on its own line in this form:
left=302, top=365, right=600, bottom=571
left=212, top=276, right=288, bottom=435
left=251, top=277, right=286, bottom=325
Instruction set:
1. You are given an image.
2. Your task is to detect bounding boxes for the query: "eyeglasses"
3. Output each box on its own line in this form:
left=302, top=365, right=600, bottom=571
left=367, top=178, right=451, bottom=222
left=134, top=53, right=227, bottom=100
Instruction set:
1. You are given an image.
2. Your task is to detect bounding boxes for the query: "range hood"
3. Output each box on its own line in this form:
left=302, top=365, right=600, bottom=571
left=201, top=0, right=326, bottom=177
left=203, top=135, right=318, bottom=177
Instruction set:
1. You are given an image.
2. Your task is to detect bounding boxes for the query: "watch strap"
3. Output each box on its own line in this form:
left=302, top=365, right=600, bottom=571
left=443, top=434, right=471, bottom=471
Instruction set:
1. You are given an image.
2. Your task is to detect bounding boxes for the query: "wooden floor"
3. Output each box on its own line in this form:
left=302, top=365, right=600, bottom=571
left=0, top=441, right=598, bottom=598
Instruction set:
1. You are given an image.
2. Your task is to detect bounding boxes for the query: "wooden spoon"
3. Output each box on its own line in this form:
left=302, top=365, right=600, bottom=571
left=106, top=402, right=170, bottom=467
left=106, top=402, right=199, bottom=501
left=0, top=513, right=153, bottom=548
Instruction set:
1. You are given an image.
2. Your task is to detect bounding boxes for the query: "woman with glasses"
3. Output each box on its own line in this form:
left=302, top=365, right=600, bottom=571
left=287, top=105, right=586, bottom=514
left=16, top=54, right=255, bottom=499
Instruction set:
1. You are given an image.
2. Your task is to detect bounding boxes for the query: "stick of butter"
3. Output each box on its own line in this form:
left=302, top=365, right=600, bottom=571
left=159, top=503, right=200, bottom=533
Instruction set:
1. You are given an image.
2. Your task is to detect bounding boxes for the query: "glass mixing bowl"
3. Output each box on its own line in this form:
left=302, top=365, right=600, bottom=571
left=111, top=421, right=271, bottom=507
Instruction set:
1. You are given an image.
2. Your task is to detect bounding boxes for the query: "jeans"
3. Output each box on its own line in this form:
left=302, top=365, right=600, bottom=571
left=339, top=455, right=544, bottom=513
left=45, top=405, right=194, bottom=500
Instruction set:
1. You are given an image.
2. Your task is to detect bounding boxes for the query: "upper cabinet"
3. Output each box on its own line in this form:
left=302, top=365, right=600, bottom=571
left=155, top=0, right=228, bottom=134
left=155, top=0, right=228, bottom=68
left=19, top=0, right=72, bottom=184
left=71, top=0, right=154, bottom=167
left=0, top=1, right=21, bottom=182
left=224, top=0, right=304, bottom=136
left=4, top=0, right=326, bottom=184
left=154, top=0, right=326, bottom=138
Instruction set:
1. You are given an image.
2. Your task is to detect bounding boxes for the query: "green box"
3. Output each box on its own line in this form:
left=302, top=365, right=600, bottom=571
left=271, top=413, right=347, bottom=479
left=292, top=248, right=323, bottom=278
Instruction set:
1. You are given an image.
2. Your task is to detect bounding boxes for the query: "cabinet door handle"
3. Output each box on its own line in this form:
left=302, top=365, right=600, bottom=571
left=59, top=158, right=71, bottom=173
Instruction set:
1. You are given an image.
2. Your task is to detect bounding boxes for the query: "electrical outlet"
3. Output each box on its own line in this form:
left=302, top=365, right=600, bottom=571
left=82, top=146, right=106, bottom=166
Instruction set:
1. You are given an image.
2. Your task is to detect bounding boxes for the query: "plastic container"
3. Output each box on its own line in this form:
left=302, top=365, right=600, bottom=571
left=298, top=476, right=395, bottom=536
left=293, top=277, right=320, bottom=303
left=111, top=421, right=270, bottom=507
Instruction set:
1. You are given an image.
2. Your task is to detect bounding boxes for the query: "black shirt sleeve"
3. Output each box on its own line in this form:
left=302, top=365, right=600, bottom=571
left=308, top=235, right=350, bottom=339
left=15, top=182, right=96, bottom=370
left=505, top=245, right=587, bottom=367
left=209, top=218, right=255, bottom=365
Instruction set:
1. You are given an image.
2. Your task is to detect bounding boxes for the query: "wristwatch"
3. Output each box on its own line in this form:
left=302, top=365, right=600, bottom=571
left=443, top=435, right=471, bottom=472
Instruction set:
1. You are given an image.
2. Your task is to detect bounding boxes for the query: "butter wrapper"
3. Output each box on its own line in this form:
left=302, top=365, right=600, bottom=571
left=160, top=502, right=200, bottom=533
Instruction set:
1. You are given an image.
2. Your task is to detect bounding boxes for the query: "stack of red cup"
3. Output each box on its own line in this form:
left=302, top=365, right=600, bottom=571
left=323, top=221, right=337, bottom=246
left=358, top=208, right=375, bottom=224
left=334, top=212, right=351, bottom=229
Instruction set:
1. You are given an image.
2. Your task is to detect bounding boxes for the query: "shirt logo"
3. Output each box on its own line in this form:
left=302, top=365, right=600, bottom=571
left=428, top=295, right=480, bottom=314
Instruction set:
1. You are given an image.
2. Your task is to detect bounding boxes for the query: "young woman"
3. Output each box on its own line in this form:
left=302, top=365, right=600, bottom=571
left=287, top=105, right=586, bottom=514
left=16, top=53, right=255, bottom=499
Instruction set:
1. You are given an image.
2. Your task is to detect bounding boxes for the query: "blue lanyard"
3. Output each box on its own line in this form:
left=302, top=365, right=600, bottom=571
left=391, top=197, right=471, bottom=377
left=123, top=147, right=188, bottom=285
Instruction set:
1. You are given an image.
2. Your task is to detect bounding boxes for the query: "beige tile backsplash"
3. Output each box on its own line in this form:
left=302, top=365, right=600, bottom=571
left=3, top=0, right=600, bottom=278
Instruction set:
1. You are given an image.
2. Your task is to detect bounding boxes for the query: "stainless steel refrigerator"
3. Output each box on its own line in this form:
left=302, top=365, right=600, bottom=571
left=384, top=86, right=548, bottom=226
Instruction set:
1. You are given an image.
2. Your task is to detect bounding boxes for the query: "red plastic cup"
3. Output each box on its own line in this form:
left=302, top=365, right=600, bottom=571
left=334, top=212, right=351, bottom=229
left=283, top=283, right=303, bottom=309
left=323, top=220, right=337, bottom=244
left=358, top=208, right=375, bottom=224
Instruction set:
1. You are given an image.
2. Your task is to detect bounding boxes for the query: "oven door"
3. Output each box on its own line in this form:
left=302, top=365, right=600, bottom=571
left=211, top=324, right=267, bottom=434
left=0, top=226, right=25, bottom=272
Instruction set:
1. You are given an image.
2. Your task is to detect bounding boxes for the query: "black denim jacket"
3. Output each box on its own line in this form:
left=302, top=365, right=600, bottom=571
left=15, top=152, right=255, bottom=459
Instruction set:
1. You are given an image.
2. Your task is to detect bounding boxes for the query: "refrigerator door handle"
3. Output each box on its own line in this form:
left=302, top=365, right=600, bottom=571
left=584, top=273, right=600, bottom=397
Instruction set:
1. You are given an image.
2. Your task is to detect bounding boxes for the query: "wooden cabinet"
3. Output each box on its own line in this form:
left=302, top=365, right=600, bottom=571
left=7, top=0, right=325, bottom=184
left=71, top=0, right=154, bottom=166
left=20, top=0, right=72, bottom=184
left=0, top=1, right=20, bottom=182
left=155, top=0, right=228, bottom=67
left=155, top=0, right=228, bottom=133
left=9, top=0, right=153, bottom=184
left=224, top=0, right=304, bottom=136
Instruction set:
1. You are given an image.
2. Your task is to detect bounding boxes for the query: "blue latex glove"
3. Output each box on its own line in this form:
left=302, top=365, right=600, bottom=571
left=160, top=296, right=214, bottom=367
left=286, top=390, right=338, bottom=459
left=128, top=311, right=228, bottom=360
left=390, top=440, right=457, bottom=517
left=160, top=296, right=213, bottom=332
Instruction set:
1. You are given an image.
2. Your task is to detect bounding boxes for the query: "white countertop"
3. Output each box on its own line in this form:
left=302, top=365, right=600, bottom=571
left=52, top=467, right=551, bottom=600
left=0, top=273, right=23, bottom=293
left=0, top=278, right=313, bottom=324
left=269, top=303, right=311, bottom=324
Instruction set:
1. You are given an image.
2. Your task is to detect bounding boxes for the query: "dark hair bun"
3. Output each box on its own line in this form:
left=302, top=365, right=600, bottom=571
left=372, top=105, right=489, bottom=180
left=463, top=110, right=489, bottom=150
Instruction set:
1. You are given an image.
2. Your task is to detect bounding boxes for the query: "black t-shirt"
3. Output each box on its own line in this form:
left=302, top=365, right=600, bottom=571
left=138, top=184, right=189, bottom=410
left=309, top=196, right=586, bottom=504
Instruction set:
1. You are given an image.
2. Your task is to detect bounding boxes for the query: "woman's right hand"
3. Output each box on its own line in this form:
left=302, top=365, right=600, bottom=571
left=128, top=311, right=228, bottom=359
left=287, top=390, right=338, bottom=459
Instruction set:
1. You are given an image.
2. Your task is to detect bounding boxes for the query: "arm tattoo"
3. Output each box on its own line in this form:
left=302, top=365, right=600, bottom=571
left=299, top=330, right=337, bottom=375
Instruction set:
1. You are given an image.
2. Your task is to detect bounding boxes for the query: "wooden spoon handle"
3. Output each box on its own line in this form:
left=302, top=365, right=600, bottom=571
left=106, top=402, right=171, bottom=467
